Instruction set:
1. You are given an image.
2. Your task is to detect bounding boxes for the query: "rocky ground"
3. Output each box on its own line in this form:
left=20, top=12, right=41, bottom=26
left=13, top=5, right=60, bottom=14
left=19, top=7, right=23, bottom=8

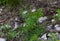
left=0, top=0, right=60, bottom=41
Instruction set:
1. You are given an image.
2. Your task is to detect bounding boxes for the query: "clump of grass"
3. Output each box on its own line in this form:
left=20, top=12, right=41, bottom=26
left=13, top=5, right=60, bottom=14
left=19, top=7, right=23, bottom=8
left=20, top=8, right=46, bottom=41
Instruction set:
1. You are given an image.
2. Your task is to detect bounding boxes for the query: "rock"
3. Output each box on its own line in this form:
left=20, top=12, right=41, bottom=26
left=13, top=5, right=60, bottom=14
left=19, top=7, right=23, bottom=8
left=40, top=33, right=51, bottom=40
left=40, top=33, right=47, bottom=40
left=31, top=8, right=36, bottom=12
left=51, top=19, right=55, bottom=22
left=38, top=16, right=47, bottom=23
left=15, top=17, right=18, bottom=21
left=38, top=33, right=47, bottom=40
left=53, top=1, right=57, bottom=4
left=0, top=9, right=2, bottom=11
left=0, top=38, right=6, bottom=41
left=14, top=21, right=18, bottom=29
left=0, top=11, right=1, bottom=13
left=54, top=24, right=60, bottom=31
left=54, top=24, right=59, bottom=28
left=48, top=33, right=51, bottom=36
left=47, top=25, right=52, bottom=30
left=14, top=17, right=19, bottom=29
left=55, top=27, right=60, bottom=31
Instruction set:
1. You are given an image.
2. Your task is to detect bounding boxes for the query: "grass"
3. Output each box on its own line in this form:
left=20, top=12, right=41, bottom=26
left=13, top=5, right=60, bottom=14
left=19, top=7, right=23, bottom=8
left=0, top=8, right=60, bottom=41
left=20, top=8, right=45, bottom=41
left=0, top=0, right=19, bottom=8
left=0, top=8, right=46, bottom=41
left=0, top=0, right=60, bottom=41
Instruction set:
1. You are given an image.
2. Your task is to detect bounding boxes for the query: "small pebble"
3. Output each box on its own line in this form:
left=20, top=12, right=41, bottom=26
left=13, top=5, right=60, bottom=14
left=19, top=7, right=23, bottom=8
left=47, top=25, right=52, bottom=30
left=53, top=1, right=57, bottom=4
left=0, top=9, right=2, bottom=11
left=14, top=18, right=18, bottom=29
left=55, top=27, right=60, bottom=31
left=15, top=17, right=18, bottom=20
left=10, top=18, right=13, bottom=21
left=14, top=22, right=18, bottom=29
left=38, top=16, right=47, bottom=23
left=39, top=20, right=43, bottom=23
left=40, top=33, right=47, bottom=40
left=40, top=33, right=51, bottom=40
left=55, top=24, right=60, bottom=31
left=48, top=33, right=51, bottom=36
left=51, top=19, right=55, bottom=22
left=31, top=8, right=36, bottom=12
left=54, top=24, right=59, bottom=28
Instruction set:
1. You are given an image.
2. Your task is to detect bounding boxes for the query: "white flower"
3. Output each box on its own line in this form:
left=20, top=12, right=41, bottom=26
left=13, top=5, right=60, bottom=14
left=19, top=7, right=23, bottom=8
left=23, top=10, right=28, bottom=14
left=31, top=8, right=36, bottom=12
left=0, top=38, right=6, bottom=41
